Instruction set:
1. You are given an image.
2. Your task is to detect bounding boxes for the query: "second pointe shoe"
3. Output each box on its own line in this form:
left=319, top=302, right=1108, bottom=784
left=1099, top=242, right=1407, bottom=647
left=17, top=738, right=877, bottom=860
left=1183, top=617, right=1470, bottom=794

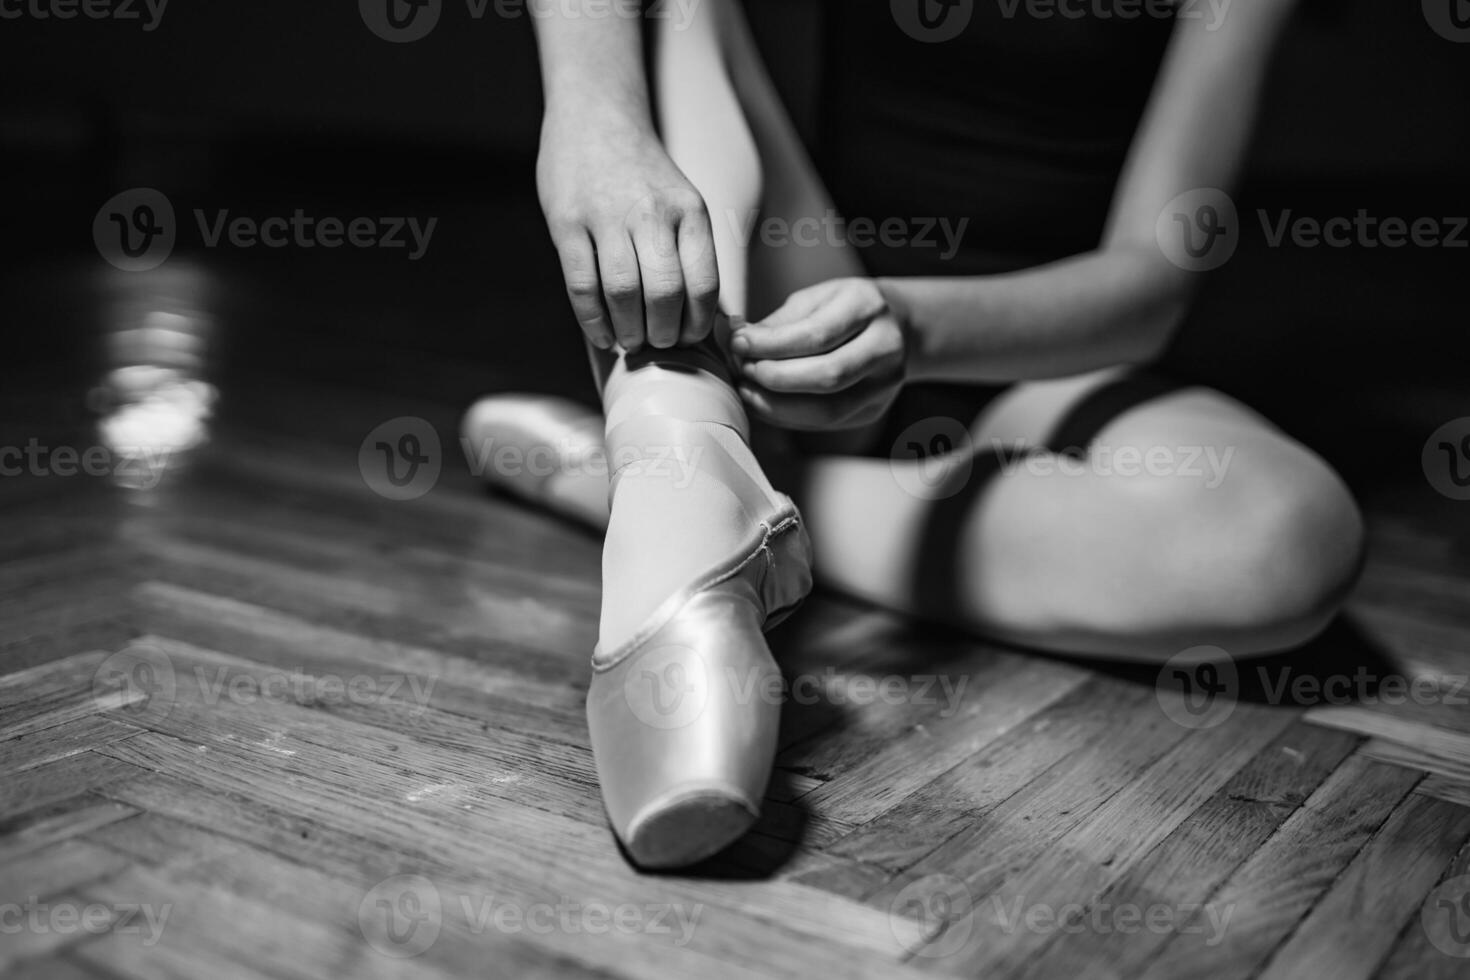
left=586, top=410, right=812, bottom=869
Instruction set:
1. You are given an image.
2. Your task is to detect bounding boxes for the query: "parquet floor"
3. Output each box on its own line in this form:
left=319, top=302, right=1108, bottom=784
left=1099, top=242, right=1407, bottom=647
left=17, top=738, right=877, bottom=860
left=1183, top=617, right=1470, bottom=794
left=3, top=369, right=1470, bottom=980
left=3, top=216, right=1470, bottom=980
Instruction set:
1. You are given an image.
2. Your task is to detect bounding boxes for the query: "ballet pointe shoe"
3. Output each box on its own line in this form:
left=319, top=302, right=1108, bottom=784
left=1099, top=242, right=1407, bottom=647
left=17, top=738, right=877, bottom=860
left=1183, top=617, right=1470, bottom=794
left=460, top=395, right=609, bottom=527
left=586, top=412, right=812, bottom=868
left=461, top=353, right=813, bottom=868
left=461, top=394, right=603, bottom=499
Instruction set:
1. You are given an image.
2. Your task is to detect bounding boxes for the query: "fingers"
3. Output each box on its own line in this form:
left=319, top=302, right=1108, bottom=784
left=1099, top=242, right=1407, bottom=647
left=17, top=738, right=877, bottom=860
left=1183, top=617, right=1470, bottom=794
left=595, top=233, right=646, bottom=351
left=676, top=208, right=720, bottom=345
left=737, top=377, right=898, bottom=432
left=738, top=316, right=905, bottom=394
left=630, top=211, right=686, bottom=349
left=554, top=231, right=616, bottom=350
left=732, top=281, right=873, bottom=360
left=558, top=187, right=720, bottom=352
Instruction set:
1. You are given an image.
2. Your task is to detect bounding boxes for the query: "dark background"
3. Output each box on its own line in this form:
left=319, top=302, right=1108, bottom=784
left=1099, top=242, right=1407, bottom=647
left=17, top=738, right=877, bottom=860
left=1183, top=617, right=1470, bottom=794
left=1, top=0, right=1466, bottom=488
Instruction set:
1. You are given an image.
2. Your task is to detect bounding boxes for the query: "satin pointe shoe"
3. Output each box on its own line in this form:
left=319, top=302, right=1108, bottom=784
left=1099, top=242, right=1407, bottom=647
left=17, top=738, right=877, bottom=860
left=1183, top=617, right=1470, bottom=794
left=461, top=366, right=813, bottom=868
left=460, top=394, right=607, bottom=520
left=587, top=407, right=812, bottom=868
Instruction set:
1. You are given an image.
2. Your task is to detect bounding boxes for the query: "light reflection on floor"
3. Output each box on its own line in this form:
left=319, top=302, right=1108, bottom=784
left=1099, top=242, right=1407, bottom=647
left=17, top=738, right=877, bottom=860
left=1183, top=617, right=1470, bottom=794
left=92, top=261, right=219, bottom=491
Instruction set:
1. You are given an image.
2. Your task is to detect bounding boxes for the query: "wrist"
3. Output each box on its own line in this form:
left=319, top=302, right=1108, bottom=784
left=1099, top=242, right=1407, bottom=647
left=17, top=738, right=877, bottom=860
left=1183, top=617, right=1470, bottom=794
left=875, top=277, right=929, bottom=383
left=542, top=78, right=655, bottom=131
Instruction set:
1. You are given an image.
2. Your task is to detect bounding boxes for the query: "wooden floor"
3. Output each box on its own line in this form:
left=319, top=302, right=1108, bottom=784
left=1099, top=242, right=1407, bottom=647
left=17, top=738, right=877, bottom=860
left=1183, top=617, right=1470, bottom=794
left=2, top=231, right=1470, bottom=978
left=3, top=376, right=1470, bottom=980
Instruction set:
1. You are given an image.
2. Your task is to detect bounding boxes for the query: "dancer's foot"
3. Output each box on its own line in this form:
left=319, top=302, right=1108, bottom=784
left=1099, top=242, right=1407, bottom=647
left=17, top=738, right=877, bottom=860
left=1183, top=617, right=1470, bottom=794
left=461, top=395, right=609, bottom=529
left=462, top=351, right=813, bottom=868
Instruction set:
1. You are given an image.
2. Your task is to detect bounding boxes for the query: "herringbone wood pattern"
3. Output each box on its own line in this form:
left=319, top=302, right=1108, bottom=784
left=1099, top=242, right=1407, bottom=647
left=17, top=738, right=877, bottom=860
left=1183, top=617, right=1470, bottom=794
left=3, top=377, right=1470, bottom=980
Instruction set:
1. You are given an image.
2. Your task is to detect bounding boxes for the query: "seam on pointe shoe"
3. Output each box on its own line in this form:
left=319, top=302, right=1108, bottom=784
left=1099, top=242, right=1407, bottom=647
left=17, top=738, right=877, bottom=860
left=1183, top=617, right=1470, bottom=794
left=604, top=414, right=752, bottom=490
left=591, top=509, right=805, bottom=672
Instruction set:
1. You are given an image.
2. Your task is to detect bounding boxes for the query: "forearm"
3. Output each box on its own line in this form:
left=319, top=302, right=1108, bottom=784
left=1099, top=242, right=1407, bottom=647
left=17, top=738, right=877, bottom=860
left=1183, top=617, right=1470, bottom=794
left=530, top=1, right=654, bottom=131
left=879, top=244, right=1192, bottom=384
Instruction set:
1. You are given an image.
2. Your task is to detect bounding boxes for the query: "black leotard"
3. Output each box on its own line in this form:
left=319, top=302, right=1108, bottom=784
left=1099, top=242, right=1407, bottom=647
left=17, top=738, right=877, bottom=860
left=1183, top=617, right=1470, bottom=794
left=816, top=1, right=1177, bottom=277
left=806, top=2, right=1178, bottom=445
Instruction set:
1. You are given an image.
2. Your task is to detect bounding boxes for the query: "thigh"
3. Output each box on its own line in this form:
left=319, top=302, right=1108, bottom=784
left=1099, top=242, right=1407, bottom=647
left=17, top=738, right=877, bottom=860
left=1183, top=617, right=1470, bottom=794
left=795, top=371, right=1361, bottom=659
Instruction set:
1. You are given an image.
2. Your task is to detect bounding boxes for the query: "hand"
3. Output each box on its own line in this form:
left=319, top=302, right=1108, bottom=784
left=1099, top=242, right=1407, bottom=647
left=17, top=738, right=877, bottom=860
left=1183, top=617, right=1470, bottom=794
left=731, top=278, right=908, bottom=431
left=537, top=108, right=720, bottom=352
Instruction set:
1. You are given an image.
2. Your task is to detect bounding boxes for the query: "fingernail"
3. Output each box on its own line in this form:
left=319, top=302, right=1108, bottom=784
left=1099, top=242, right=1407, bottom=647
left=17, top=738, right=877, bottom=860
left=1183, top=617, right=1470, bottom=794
left=731, top=332, right=751, bottom=356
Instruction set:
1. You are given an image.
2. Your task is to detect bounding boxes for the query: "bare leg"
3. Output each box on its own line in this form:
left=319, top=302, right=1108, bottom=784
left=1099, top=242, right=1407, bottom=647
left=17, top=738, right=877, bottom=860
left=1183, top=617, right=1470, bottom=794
left=582, top=0, right=810, bottom=651
left=479, top=0, right=1364, bottom=661
left=653, top=1, right=1363, bottom=659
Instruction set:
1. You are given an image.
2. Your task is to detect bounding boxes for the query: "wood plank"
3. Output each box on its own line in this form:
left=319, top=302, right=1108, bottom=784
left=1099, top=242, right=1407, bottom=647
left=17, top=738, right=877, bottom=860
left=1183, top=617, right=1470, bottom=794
left=86, top=814, right=606, bottom=980
left=1136, top=755, right=1423, bottom=980
left=1013, top=721, right=1361, bottom=980
left=828, top=677, right=1168, bottom=872
left=941, top=703, right=1300, bottom=974
left=1373, top=837, right=1470, bottom=980
left=0, top=795, right=141, bottom=864
left=0, top=715, right=143, bottom=776
left=0, top=839, right=132, bottom=907
left=133, top=585, right=587, bottom=710
left=0, top=752, right=150, bottom=821
left=1257, top=793, right=1470, bottom=980
left=801, top=658, right=1095, bottom=855
left=90, top=737, right=927, bottom=975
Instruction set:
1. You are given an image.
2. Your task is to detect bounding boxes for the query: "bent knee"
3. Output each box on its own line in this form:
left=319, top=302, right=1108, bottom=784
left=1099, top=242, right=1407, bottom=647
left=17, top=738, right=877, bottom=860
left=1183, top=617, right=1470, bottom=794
left=1166, top=442, right=1364, bottom=648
